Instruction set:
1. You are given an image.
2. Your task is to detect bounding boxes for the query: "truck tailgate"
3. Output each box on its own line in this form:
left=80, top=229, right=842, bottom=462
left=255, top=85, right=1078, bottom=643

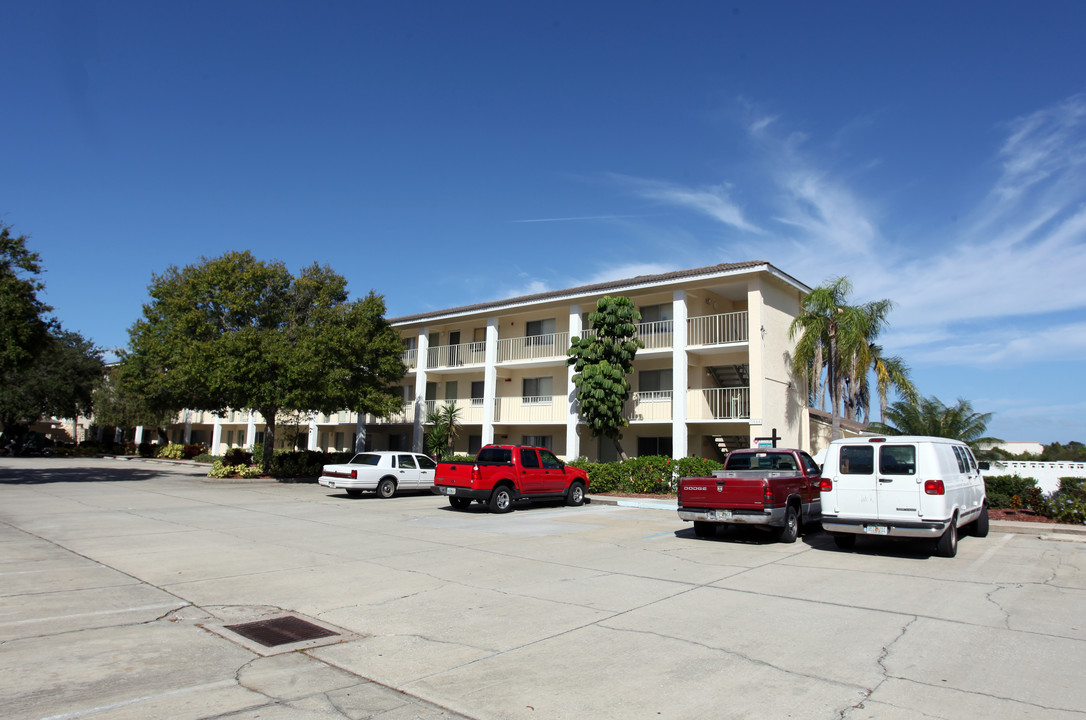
left=680, top=475, right=768, bottom=509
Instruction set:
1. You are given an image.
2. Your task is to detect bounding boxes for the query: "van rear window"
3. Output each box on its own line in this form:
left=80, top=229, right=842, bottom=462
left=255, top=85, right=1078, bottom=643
left=839, top=446, right=874, bottom=474
left=879, top=446, right=916, bottom=475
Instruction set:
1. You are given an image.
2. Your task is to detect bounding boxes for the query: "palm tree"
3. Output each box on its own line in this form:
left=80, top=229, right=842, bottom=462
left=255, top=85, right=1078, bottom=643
left=789, top=277, right=902, bottom=439
left=845, top=343, right=919, bottom=423
left=868, top=396, right=999, bottom=451
left=424, top=402, right=461, bottom=460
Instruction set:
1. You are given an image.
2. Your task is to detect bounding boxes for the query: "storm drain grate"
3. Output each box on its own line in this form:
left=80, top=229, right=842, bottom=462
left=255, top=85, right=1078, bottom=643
left=224, top=616, right=339, bottom=647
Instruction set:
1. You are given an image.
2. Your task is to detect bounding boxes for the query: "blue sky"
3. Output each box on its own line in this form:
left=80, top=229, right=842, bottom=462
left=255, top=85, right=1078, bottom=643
left=3, top=1, right=1085, bottom=444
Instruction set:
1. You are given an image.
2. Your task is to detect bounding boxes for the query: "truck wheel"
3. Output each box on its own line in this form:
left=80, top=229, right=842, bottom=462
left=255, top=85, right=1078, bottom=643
left=377, top=478, right=397, bottom=499
left=935, top=517, right=959, bottom=558
left=449, top=497, right=472, bottom=510
left=566, top=481, right=585, bottom=506
left=833, top=534, right=856, bottom=550
left=972, top=503, right=990, bottom=538
left=489, top=486, right=513, bottom=513
left=693, top=521, right=716, bottom=538
left=776, top=505, right=800, bottom=543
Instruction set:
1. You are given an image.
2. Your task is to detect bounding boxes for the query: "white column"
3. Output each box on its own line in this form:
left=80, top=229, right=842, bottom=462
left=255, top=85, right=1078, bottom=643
left=308, top=415, right=319, bottom=450
left=183, top=410, right=192, bottom=444
left=134, top=426, right=144, bottom=444
left=246, top=411, right=256, bottom=450
left=355, top=413, right=366, bottom=452
left=566, top=305, right=582, bottom=460
left=482, top=317, right=499, bottom=446
left=412, top=328, right=430, bottom=452
left=671, top=290, right=689, bottom=459
left=211, top=417, right=222, bottom=455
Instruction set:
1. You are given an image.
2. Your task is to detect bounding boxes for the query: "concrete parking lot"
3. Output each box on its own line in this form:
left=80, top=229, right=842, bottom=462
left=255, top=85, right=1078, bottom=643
left=2, top=457, right=1085, bottom=720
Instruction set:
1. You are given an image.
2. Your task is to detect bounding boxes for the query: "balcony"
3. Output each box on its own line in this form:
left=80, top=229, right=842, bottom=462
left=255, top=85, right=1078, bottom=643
left=402, top=348, right=417, bottom=370
left=688, top=311, right=748, bottom=346
left=494, top=395, right=566, bottom=423
left=625, top=391, right=673, bottom=422
left=427, top=341, right=487, bottom=370
left=497, top=332, right=570, bottom=364
left=687, top=387, right=750, bottom=420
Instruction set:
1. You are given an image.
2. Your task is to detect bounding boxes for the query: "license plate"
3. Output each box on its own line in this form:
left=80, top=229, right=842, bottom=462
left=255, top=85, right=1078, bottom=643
left=444, top=487, right=455, bottom=495
left=863, top=524, right=889, bottom=535
left=714, top=510, right=732, bottom=520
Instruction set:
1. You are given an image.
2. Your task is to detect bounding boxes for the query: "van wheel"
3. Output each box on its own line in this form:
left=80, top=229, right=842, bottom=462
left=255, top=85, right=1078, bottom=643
left=489, top=486, right=513, bottom=513
left=693, top=521, right=716, bottom=538
left=972, top=503, right=990, bottom=538
left=377, top=478, right=396, bottom=499
left=936, top=518, right=959, bottom=557
left=566, top=481, right=585, bottom=506
left=833, top=534, right=856, bottom=550
left=776, top=505, right=800, bottom=543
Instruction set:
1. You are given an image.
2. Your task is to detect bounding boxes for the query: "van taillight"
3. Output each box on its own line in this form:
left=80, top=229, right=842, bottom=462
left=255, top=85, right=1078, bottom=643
left=924, top=480, right=945, bottom=495
left=820, top=479, right=833, bottom=492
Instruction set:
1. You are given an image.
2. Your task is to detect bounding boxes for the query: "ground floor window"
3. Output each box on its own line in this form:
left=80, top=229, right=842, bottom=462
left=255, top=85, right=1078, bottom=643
left=522, top=435, right=553, bottom=449
left=637, top=436, right=673, bottom=457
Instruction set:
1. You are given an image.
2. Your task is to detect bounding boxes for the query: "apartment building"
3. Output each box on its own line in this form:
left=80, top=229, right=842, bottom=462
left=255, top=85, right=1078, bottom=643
left=149, top=261, right=812, bottom=461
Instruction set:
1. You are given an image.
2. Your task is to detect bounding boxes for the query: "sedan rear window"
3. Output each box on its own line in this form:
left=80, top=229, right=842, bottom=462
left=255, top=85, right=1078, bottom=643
left=349, top=454, right=382, bottom=466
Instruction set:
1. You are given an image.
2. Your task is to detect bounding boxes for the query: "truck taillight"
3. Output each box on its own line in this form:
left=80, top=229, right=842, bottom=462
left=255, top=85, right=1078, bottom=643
left=820, top=479, right=832, bottom=492
left=924, top=480, right=945, bottom=495
left=471, top=464, right=480, bottom=483
left=764, top=485, right=775, bottom=507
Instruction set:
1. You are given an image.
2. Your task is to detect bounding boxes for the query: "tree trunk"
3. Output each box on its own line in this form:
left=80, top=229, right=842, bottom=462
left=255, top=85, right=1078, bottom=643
left=612, top=436, right=629, bottom=462
left=259, top=407, right=277, bottom=476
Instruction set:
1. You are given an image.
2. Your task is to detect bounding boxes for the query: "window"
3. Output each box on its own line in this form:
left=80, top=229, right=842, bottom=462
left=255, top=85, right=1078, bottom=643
left=880, top=446, right=916, bottom=475
left=398, top=454, right=418, bottom=470
left=540, top=449, right=563, bottom=469
left=471, top=381, right=485, bottom=407
left=639, top=369, right=673, bottom=396
left=335, top=432, right=343, bottom=451
left=478, top=447, right=513, bottom=464
left=468, top=435, right=482, bottom=455
left=445, top=381, right=458, bottom=401
left=639, top=303, right=674, bottom=330
left=520, top=448, right=541, bottom=468
left=951, top=446, right=967, bottom=473
left=840, top=446, right=873, bottom=474
left=801, top=452, right=820, bottom=474
left=417, top=456, right=437, bottom=470
left=255, top=431, right=265, bottom=446
left=637, top=436, right=673, bottom=457
left=525, top=318, right=556, bottom=346
left=350, top=453, right=382, bottom=466
left=523, top=435, right=553, bottom=449
left=523, top=376, right=553, bottom=404
left=226, top=430, right=235, bottom=447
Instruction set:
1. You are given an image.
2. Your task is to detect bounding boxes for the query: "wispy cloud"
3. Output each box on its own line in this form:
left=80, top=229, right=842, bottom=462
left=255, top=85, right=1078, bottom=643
left=606, top=173, right=765, bottom=234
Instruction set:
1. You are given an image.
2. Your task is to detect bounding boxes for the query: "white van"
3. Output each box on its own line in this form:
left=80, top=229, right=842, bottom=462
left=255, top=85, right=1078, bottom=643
left=819, top=436, right=989, bottom=557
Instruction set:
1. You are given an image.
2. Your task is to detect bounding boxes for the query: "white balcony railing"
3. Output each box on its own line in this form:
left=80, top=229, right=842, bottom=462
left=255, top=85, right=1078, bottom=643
left=402, top=348, right=418, bottom=370
left=497, top=332, right=570, bottom=363
left=687, top=311, right=748, bottom=346
left=687, top=387, right=750, bottom=420
left=625, top=391, right=673, bottom=421
left=427, top=342, right=487, bottom=369
left=636, top=321, right=674, bottom=350
left=494, top=395, right=565, bottom=423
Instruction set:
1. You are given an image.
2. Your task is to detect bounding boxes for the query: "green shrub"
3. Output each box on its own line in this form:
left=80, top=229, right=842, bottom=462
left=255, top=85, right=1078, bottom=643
left=568, top=460, right=624, bottom=493
left=193, top=453, right=219, bottom=463
left=984, top=475, right=1038, bottom=509
left=269, top=450, right=352, bottom=480
left=157, top=444, right=184, bottom=460
left=224, top=448, right=253, bottom=466
left=137, top=442, right=153, bottom=458
left=1049, top=477, right=1086, bottom=524
left=207, top=461, right=231, bottom=479
left=183, top=444, right=206, bottom=459
left=674, top=456, right=724, bottom=479
left=235, top=464, right=263, bottom=478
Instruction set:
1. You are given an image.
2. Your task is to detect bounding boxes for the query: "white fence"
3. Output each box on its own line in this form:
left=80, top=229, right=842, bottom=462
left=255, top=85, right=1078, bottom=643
left=982, top=461, right=1086, bottom=495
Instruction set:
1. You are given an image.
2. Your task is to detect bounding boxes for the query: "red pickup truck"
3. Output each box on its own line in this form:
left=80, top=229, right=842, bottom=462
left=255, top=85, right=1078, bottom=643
left=677, top=448, right=822, bottom=543
left=432, top=445, right=590, bottom=513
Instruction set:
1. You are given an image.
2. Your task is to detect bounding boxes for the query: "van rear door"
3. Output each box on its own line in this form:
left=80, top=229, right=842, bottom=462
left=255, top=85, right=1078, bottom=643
left=832, top=444, right=879, bottom=519
left=875, top=443, right=923, bottom=522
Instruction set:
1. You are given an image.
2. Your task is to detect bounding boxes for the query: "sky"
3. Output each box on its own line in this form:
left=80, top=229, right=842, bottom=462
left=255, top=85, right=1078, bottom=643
left=3, top=1, right=1085, bottom=444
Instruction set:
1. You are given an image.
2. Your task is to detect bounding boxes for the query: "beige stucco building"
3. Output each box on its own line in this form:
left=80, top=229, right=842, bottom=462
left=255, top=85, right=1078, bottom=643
left=133, top=261, right=822, bottom=461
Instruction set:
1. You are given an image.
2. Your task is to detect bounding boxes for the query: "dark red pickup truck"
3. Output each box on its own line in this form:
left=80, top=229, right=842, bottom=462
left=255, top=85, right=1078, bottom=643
left=677, top=448, right=822, bottom=543
left=432, top=445, right=590, bottom=513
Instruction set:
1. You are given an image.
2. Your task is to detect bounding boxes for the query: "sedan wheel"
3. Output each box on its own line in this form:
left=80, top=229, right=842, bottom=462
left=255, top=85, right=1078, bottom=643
left=377, top=478, right=396, bottom=499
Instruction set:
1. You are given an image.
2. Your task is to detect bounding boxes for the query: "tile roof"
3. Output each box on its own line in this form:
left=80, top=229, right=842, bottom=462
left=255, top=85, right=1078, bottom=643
left=389, top=260, right=807, bottom=325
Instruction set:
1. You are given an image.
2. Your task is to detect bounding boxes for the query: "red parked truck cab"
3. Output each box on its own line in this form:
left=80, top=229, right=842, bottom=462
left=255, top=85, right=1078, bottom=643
left=432, top=445, right=590, bottom=513
left=677, top=448, right=822, bottom=542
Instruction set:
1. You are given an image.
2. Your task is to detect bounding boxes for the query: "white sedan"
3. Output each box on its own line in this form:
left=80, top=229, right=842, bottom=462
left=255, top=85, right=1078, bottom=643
left=318, top=451, right=438, bottom=498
